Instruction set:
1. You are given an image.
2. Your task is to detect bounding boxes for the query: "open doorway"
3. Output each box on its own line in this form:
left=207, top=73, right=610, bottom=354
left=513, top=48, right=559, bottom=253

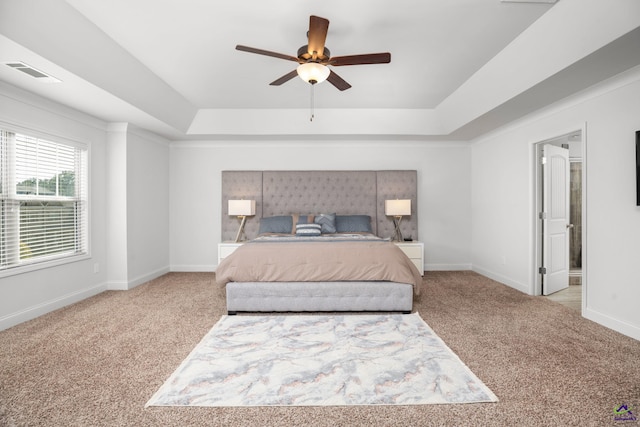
left=569, top=159, right=582, bottom=283
left=534, top=130, right=584, bottom=312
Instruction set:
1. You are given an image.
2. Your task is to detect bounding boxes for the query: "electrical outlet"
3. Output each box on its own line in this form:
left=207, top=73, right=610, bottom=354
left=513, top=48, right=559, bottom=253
left=93, top=263, right=100, bottom=273
left=501, top=256, right=507, bottom=265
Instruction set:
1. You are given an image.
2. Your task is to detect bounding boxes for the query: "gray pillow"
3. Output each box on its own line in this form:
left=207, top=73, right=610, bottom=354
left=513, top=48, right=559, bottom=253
left=335, top=215, right=372, bottom=233
left=258, top=216, right=293, bottom=234
left=314, top=213, right=336, bottom=234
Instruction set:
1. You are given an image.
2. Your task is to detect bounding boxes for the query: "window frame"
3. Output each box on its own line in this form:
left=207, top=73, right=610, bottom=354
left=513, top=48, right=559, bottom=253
left=0, top=122, right=90, bottom=278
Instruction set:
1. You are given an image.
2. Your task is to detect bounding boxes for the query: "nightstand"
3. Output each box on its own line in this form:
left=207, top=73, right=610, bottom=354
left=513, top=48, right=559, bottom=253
left=218, top=242, right=244, bottom=264
left=394, top=241, right=424, bottom=276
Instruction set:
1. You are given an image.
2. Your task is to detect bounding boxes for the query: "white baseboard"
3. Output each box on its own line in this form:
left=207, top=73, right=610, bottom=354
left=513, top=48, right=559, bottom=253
left=472, top=265, right=530, bottom=294
left=0, top=283, right=107, bottom=332
left=106, top=266, right=170, bottom=290
left=176, top=263, right=474, bottom=273
left=583, top=307, right=640, bottom=341
left=170, top=264, right=216, bottom=272
left=425, top=263, right=472, bottom=271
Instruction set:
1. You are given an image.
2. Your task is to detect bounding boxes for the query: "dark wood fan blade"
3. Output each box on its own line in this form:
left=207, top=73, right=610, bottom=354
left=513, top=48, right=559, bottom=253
left=236, top=45, right=299, bottom=62
left=327, top=70, right=352, bottom=91
left=330, top=52, right=391, bottom=66
left=269, top=69, right=299, bottom=86
left=307, top=16, right=329, bottom=58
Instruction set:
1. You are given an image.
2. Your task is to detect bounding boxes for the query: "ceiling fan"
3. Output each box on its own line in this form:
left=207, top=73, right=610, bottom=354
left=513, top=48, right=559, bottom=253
left=236, top=15, right=391, bottom=91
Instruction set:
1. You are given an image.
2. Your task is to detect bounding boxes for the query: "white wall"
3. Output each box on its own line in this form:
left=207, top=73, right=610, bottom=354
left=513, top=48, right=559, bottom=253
left=106, top=124, right=128, bottom=288
left=125, top=127, right=170, bottom=285
left=0, top=82, right=108, bottom=330
left=471, top=66, right=640, bottom=340
left=169, top=140, right=472, bottom=272
left=106, top=123, right=170, bottom=290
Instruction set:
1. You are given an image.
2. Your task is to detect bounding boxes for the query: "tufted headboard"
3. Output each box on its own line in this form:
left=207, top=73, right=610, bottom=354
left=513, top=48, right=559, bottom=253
left=221, top=170, right=417, bottom=241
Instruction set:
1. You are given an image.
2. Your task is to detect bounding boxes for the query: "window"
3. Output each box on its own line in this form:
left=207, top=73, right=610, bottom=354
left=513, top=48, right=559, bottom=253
left=0, top=129, right=88, bottom=273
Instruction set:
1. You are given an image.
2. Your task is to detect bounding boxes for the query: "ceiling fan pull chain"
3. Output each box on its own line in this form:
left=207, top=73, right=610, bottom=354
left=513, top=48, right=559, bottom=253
left=310, top=83, right=315, bottom=121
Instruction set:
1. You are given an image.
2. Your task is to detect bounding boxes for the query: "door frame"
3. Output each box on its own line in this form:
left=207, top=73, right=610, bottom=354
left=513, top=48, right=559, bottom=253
left=532, top=125, right=587, bottom=313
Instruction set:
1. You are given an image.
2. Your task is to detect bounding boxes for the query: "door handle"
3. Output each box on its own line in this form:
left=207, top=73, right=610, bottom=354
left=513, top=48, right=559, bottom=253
left=566, top=224, right=574, bottom=229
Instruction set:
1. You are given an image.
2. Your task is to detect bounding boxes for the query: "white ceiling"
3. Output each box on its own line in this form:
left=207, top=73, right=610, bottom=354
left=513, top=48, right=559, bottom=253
left=1, top=0, right=639, bottom=140
left=65, top=0, right=552, bottom=110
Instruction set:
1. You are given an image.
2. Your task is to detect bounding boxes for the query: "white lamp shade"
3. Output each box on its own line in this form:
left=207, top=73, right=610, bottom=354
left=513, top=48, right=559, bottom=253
left=297, top=62, right=330, bottom=84
left=385, top=199, right=411, bottom=216
left=228, top=200, right=256, bottom=216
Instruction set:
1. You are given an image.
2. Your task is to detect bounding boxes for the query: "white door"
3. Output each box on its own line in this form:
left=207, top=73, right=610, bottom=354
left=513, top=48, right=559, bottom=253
left=542, top=144, right=571, bottom=295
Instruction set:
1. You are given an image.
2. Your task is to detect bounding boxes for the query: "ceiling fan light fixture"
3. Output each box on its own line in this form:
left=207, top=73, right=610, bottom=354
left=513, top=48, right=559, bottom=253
left=297, top=62, right=330, bottom=84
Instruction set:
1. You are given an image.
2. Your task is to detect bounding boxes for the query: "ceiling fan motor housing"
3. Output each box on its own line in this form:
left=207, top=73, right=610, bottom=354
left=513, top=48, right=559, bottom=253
left=297, top=45, right=331, bottom=63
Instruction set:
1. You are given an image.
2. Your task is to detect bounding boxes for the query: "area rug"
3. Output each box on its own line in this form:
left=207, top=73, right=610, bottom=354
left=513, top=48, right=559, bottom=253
left=145, top=313, right=498, bottom=407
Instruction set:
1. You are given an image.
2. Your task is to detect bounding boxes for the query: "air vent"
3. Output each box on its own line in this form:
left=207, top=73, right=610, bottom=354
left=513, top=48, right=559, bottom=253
left=4, top=61, right=61, bottom=83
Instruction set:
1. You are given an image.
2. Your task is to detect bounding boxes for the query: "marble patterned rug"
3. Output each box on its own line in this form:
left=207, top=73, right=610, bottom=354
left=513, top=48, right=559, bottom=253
left=146, top=313, right=498, bottom=407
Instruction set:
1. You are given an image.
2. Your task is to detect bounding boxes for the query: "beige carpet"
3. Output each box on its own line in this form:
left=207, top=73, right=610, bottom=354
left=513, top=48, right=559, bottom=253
left=1, top=271, right=639, bottom=426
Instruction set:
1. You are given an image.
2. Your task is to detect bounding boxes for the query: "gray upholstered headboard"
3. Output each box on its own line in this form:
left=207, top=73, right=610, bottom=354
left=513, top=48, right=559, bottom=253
left=221, top=170, right=418, bottom=241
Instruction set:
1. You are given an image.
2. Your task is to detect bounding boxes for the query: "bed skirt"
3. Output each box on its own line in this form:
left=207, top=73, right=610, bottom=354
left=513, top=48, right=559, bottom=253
left=226, top=281, right=413, bottom=314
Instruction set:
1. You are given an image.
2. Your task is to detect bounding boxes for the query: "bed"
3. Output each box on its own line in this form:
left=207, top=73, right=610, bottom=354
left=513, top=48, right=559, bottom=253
left=217, top=170, right=421, bottom=314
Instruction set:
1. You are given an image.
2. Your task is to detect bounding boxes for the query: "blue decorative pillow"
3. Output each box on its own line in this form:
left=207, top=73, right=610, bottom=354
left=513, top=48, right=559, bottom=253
left=258, top=216, right=293, bottom=235
left=295, top=223, right=322, bottom=236
left=314, top=213, right=336, bottom=234
left=335, top=215, right=372, bottom=233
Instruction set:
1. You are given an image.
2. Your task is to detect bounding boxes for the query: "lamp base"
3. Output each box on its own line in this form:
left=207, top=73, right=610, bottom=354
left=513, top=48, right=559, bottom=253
left=391, top=215, right=404, bottom=242
left=234, top=216, right=248, bottom=242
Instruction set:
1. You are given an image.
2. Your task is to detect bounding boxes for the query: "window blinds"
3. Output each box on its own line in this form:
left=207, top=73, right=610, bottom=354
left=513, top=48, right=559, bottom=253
left=0, top=130, right=87, bottom=271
